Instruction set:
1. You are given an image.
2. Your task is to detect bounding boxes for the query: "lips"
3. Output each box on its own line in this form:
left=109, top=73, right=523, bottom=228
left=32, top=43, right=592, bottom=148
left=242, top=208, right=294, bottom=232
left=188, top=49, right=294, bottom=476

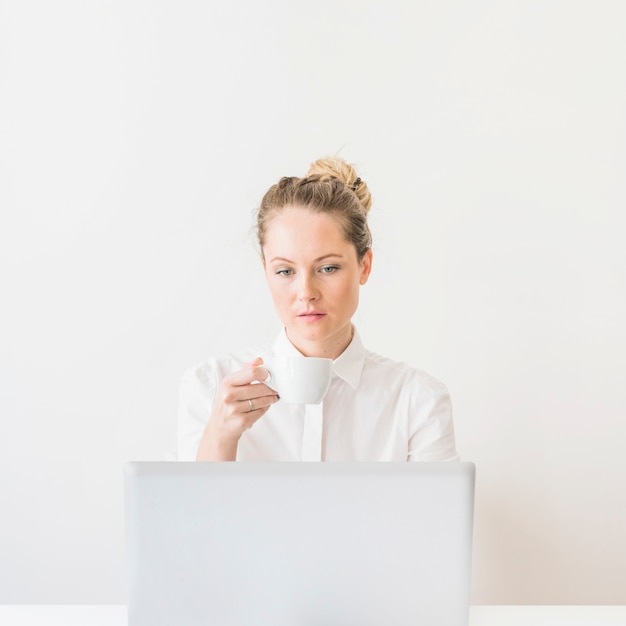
left=297, top=311, right=326, bottom=322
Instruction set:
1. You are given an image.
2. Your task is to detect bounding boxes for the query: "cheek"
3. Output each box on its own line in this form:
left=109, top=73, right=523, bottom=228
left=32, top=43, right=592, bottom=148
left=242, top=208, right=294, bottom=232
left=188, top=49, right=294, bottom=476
left=266, top=280, right=292, bottom=306
left=337, top=279, right=359, bottom=307
left=349, top=279, right=363, bottom=308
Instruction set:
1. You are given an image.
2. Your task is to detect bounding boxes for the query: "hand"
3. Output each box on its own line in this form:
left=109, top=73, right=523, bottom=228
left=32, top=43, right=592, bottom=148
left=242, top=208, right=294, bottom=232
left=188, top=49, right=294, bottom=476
left=196, top=357, right=279, bottom=461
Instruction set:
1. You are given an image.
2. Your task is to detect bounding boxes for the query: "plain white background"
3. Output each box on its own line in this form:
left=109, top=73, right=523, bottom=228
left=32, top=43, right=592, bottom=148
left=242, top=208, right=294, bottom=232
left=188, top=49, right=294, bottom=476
left=1, top=0, right=625, bottom=605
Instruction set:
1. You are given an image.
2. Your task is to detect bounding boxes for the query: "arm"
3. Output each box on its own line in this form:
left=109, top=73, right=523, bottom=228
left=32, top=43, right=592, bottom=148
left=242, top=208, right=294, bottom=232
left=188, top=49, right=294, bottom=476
left=407, top=378, right=459, bottom=462
left=195, top=358, right=278, bottom=461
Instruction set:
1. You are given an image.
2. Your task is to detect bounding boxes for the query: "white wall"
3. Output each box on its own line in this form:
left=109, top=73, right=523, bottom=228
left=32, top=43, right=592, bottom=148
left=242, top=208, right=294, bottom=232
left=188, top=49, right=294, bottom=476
left=1, top=0, right=625, bottom=605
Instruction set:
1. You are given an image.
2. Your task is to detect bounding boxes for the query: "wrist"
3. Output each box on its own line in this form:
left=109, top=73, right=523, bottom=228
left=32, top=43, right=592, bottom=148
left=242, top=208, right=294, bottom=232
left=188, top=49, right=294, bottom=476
left=197, top=423, right=240, bottom=462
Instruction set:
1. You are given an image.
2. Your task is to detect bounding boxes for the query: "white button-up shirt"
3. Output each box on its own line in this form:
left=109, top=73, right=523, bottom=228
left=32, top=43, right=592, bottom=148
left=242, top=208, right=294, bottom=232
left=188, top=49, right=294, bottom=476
left=177, top=328, right=458, bottom=462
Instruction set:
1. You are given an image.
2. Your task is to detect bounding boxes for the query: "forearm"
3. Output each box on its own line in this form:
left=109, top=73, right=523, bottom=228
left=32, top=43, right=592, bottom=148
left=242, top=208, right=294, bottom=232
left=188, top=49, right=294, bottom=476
left=195, top=424, right=239, bottom=461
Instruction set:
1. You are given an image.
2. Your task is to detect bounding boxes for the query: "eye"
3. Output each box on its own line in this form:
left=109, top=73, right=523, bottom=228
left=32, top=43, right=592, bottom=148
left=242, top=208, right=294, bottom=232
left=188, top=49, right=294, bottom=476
left=275, top=268, right=294, bottom=277
left=319, top=265, right=339, bottom=274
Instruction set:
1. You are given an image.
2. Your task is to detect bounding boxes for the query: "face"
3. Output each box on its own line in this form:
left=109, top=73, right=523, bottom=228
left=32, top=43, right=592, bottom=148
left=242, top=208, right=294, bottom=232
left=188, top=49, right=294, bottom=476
left=263, top=206, right=372, bottom=359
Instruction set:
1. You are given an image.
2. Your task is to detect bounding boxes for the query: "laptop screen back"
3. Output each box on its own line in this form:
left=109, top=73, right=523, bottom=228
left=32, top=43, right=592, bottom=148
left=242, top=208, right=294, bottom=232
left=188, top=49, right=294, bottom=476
left=124, top=462, right=475, bottom=626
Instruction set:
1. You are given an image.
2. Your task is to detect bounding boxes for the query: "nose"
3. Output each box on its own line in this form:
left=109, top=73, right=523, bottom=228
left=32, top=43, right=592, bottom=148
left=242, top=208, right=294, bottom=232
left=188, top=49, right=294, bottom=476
left=297, top=272, right=319, bottom=302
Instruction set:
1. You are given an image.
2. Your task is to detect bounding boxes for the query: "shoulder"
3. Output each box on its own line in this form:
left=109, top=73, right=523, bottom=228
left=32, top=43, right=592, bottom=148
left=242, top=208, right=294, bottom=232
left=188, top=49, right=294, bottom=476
left=362, top=349, right=450, bottom=397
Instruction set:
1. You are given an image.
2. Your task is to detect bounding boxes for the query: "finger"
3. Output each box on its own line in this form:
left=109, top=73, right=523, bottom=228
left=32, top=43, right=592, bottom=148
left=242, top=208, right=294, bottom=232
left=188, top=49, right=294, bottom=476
left=243, top=382, right=277, bottom=399
left=224, top=358, right=266, bottom=387
left=241, top=392, right=279, bottom=414
left=251, top=360, right=271, bottom=383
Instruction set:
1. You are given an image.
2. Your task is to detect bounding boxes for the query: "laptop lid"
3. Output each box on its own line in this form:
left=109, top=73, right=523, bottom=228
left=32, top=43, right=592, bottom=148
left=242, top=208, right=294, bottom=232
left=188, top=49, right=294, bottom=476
left=124, top=462, right=475, bottom=626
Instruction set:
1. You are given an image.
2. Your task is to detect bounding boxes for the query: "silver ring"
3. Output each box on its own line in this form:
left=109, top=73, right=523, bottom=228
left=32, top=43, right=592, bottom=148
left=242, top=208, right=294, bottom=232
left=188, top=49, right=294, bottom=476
left=248, top=399, right=254, bottom=411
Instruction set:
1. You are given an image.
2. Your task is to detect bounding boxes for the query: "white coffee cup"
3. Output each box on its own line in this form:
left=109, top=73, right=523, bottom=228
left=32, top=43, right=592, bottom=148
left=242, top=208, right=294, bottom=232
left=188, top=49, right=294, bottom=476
left=263, top=356, right=333, bottom=404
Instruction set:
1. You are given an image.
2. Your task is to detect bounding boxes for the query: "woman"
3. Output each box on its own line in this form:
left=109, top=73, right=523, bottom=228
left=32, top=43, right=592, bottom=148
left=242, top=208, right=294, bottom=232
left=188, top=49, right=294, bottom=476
left=177, top=157, right=458, bottom=462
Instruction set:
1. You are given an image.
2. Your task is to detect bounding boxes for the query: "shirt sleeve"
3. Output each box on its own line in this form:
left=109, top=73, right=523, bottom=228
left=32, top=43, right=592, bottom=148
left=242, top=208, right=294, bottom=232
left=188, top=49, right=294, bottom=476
left=176, top=362, right=219, bottom=461
left=407, top=376, right=459, bottom=462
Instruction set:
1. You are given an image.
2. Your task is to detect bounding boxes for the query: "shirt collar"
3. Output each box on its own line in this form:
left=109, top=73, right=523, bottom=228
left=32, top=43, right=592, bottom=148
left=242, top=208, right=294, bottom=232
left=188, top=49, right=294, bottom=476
left=271, top=327, right=365, bottom=390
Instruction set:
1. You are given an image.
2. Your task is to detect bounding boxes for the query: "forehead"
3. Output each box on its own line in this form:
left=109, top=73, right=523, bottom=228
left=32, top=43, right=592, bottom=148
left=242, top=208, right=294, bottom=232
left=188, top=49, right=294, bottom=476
left=263, top=207, right=351, bottom=256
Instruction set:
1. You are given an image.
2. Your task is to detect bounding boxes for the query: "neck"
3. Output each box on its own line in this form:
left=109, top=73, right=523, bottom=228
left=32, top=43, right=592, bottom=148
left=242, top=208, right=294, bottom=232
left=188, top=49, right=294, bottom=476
left=287, top=325, right=354, bottom=360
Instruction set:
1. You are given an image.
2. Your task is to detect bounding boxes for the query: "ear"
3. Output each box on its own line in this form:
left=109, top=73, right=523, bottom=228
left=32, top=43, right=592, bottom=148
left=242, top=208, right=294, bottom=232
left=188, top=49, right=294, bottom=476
left=359, top=249, right=373, bottom=285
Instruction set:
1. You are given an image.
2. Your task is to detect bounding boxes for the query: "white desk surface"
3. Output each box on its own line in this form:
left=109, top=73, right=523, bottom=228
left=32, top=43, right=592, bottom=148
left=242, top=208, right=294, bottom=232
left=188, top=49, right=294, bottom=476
left=1, top=605, right=625, bottom=625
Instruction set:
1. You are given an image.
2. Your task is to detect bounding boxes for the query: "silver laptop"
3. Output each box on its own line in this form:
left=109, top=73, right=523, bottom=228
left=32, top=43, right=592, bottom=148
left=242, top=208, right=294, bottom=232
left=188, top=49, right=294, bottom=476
left=124, top=462, right=475, bottom=626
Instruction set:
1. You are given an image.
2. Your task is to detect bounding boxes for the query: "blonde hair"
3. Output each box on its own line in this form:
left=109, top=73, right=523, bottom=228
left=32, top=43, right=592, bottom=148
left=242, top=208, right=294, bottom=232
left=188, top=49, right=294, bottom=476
left=256, top=156, right=373, bottom=260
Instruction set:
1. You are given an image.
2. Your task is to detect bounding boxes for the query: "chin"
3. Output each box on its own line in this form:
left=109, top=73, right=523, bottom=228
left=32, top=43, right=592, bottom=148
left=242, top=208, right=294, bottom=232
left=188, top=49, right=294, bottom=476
left=291, top=326, right=328, bottom=342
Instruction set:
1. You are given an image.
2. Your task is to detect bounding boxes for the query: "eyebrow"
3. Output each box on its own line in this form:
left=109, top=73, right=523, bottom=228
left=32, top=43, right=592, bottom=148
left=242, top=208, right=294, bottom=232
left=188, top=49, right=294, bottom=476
left=269, top=254, right=343, bottom=264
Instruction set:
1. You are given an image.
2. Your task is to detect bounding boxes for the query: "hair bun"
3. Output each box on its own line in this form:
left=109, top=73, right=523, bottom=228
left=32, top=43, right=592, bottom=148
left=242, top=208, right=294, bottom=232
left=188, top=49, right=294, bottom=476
left=307, top=156, right=372, bottom=214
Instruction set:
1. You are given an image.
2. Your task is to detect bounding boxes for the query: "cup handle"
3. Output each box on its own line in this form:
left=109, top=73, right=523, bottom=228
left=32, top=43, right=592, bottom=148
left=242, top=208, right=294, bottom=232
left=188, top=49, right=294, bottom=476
left=264, top=369, right=274, bottom=384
